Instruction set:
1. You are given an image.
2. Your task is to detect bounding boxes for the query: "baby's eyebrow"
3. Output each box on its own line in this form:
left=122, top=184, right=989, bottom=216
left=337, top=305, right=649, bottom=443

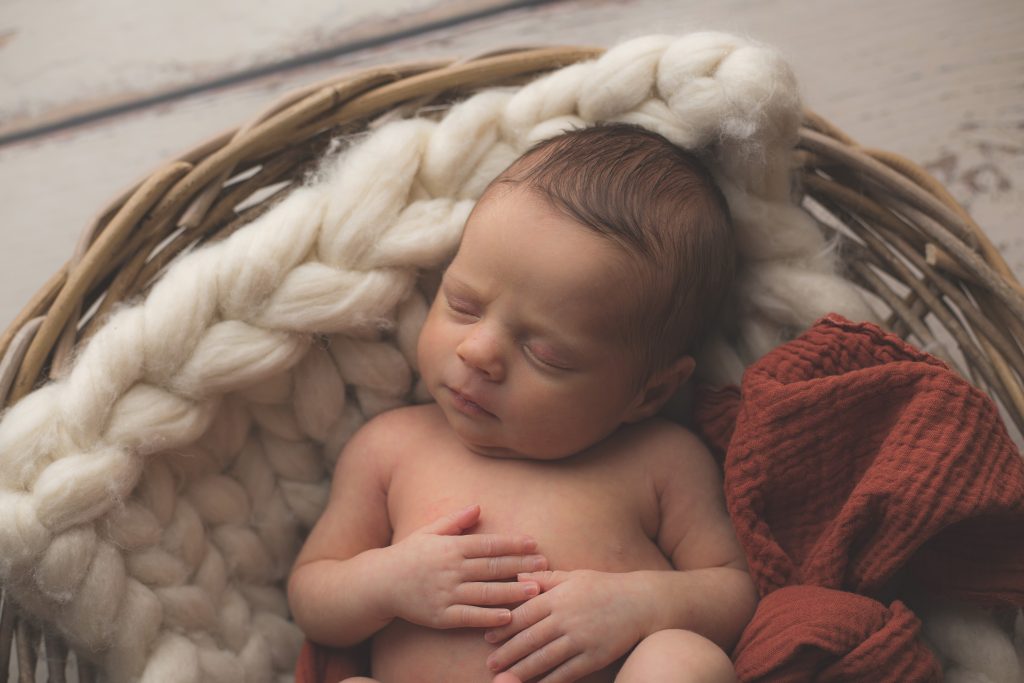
left=440, top=272, right=475, bottom=294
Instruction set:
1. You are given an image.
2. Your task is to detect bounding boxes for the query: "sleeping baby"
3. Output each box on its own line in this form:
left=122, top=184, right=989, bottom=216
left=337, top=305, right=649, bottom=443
left=287, top=123, right=756, bottom=683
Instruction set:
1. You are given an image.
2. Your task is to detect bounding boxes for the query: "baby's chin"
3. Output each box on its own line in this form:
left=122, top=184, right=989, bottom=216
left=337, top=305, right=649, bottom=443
left=448, top=427, right=535, bottom=460
left=439, top=406, right=578, bottom=461
left=455, top=434, right=522, bottom=459
left=456, top=432, right=574, bottom=462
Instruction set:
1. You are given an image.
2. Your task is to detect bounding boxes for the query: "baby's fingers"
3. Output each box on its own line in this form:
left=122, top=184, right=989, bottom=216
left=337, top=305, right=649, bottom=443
left=440, top=605, right=513, bottom=629
left=461, top=534, right=538, bottom=559
left=464, top=554, right=548, bottom=580
left=457, top=581, right=540, bottom=606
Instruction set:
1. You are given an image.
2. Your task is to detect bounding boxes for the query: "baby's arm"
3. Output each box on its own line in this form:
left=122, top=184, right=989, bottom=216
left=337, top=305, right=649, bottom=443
left=288, top=409, right=546, bottom=647
left=484, top=423, right=755, bottom=681
left=641, top=427, right=757, bottom=647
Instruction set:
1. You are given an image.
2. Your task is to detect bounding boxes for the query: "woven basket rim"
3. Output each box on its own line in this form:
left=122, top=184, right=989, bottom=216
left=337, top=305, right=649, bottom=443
left=2, top=45, right=1022, bottom=420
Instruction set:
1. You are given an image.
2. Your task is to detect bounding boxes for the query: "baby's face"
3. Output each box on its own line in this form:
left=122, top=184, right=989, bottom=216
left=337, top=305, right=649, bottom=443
left=417, top=186, right=651, bottom=460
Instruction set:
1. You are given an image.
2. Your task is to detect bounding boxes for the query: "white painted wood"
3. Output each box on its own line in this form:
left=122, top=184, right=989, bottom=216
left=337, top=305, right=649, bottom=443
left=0, top=0, right=1021, bottom=332
left=2, top=0, right=439, bottom=125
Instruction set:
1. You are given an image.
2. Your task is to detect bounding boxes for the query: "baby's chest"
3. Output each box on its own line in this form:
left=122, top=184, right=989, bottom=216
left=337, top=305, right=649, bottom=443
left=388, top=454, right=669, bottom=572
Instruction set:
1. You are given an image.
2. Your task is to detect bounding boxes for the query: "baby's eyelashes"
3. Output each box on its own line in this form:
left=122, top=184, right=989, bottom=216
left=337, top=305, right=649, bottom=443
left=522, top=343, right=571, bottom=371
left=446, top=294, right=481, bottom=319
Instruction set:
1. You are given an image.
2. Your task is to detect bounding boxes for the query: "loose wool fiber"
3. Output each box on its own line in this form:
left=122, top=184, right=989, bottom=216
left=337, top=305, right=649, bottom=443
left=0, top=31, right=932, bottom=681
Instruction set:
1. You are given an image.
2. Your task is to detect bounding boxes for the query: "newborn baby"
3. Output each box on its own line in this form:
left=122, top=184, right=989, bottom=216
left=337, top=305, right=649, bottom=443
left=288, top=124, right=756, bottom=682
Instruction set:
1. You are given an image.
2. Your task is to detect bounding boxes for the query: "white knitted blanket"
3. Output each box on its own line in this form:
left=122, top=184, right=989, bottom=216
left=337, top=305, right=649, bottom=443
left=2, top=32, right=1016, bottom=683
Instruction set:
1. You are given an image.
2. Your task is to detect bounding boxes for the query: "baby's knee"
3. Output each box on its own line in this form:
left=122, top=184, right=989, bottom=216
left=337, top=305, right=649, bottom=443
left=617, top=629, right=736, bottom=683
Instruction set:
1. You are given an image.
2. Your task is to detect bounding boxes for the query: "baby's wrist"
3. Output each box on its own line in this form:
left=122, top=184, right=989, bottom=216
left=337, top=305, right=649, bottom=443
left=624, top=570, right=679, bottom=639
left=361, top=545, right=403, bottom=623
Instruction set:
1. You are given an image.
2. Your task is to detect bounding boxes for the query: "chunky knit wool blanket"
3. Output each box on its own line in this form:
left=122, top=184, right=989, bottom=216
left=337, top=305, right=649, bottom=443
left=0, top=32, right=889, bottom=682
left=696, top=315, right=1024, bottom=682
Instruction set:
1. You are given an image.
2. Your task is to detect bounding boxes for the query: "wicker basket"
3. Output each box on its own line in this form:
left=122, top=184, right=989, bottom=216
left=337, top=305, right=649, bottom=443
left=1, top=45, right=1022, bottom=682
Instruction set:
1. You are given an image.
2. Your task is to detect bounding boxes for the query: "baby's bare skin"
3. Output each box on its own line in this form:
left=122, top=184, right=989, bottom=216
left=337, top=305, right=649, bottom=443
left=290, top=402, right=745, bottom=683
left=375, top=404, right=677, bottom=682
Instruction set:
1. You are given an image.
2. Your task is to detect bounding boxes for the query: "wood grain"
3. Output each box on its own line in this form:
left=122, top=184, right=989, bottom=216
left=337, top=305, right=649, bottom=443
left=0, top=0, right=558, bottom=143
left=0, top=0, right=1020, bottom=329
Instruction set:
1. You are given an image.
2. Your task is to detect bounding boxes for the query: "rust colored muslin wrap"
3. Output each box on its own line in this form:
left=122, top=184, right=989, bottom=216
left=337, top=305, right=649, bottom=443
left=694, top=314, right=1024, bottom=682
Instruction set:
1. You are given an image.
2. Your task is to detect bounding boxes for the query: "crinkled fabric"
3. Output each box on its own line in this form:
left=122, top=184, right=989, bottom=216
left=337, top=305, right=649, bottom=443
left=695, top=314, right=1024, bottom=682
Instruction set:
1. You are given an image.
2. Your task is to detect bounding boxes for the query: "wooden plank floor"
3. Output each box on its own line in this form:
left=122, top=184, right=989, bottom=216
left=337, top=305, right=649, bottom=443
left=0, top=0, right=546, bottom=141
left=1, top=0, right=1021, bottom=331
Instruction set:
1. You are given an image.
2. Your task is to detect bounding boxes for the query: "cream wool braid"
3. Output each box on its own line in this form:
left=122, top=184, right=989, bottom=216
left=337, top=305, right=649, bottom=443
left=0, top=33, right=875, bottom=682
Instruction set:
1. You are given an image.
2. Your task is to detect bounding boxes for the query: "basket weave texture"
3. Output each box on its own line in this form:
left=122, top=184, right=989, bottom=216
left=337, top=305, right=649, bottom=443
left=0, top=41, right=1022, bottom=682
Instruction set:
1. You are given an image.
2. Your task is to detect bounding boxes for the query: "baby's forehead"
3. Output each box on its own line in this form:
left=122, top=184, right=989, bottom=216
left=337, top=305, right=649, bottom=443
left=471, top=175, right=532, bottom=210
left=466, top=183, right=658, bottom=285
left=465, top=189, right=640, bottom=280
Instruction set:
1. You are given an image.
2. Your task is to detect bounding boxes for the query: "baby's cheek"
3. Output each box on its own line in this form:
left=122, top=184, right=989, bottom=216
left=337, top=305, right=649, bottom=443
left=416, top=319, right=444, bottom=378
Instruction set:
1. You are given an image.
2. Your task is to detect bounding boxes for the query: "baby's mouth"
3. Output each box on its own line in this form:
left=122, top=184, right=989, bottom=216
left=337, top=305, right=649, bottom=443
left=446, top=386, right=496, bottom=418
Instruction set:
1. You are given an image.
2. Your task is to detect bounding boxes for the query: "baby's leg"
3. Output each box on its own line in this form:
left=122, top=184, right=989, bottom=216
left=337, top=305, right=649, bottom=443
left=616, top=630, right=736, bottom=683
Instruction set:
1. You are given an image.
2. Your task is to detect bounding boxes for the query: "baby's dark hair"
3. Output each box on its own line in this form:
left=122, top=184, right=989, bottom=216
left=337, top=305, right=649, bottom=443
left=489, top=123, right=735, bottom=373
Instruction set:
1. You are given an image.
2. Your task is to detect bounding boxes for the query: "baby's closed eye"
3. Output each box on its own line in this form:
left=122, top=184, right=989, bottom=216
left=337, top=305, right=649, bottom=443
left=522, top=342, right=572, bottom=371
left=445, top=292, right=481, bottom=319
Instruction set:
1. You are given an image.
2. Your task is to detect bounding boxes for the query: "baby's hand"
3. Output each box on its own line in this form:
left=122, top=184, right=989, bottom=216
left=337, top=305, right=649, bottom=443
left=382, top=504, right=547, bottom=630
left=483, top=570, right=651, bottom=683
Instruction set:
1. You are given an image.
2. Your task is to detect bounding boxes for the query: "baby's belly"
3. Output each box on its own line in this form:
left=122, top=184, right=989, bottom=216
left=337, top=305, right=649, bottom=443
left=371, top=621, right=615, bottom=683
left=368, top=547, right=670, bottom=682
left=374, top=435, right=672, bottom=681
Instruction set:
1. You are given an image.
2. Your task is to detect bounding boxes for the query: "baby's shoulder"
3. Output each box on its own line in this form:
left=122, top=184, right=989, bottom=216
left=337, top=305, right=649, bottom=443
left=622, top=417, right=707, bottom=453
left=350, top=403, right=447, bottom=450
left=360, top=402, right=444, bottom=431
left=617, top=418, right=719, bottom=475
left=321, top=405, right=448, bottom=507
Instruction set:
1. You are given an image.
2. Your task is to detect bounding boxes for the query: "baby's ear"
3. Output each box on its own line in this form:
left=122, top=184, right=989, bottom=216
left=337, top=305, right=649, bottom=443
left=626, top=355, right=696, bottom=422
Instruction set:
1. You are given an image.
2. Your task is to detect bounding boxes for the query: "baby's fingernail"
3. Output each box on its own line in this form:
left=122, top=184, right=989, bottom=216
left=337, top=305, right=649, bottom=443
left=523, top=582, right=539, bottom=597
left=484, top=630, right=498, bottom=643
left=531, top=556, right=546, bottom=570
left=486, top=656, right=499, bottom=671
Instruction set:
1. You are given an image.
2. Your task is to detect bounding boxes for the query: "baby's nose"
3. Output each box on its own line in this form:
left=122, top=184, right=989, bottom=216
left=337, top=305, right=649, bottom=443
left=456, top=328, right=505, bottom=381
